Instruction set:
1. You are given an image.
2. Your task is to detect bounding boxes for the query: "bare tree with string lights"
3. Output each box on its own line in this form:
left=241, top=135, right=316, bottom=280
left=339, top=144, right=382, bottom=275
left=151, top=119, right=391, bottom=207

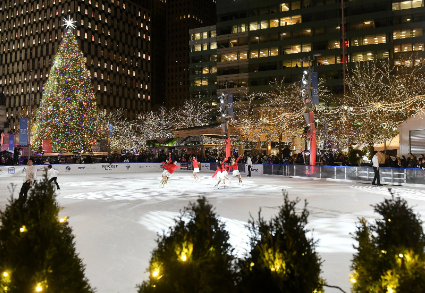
left=318, top=57, right=425, bottom=150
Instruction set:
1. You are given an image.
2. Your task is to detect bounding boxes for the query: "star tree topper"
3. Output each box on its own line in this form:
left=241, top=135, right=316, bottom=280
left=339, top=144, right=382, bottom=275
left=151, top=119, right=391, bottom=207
left=62, top=16, right=76, bottom=29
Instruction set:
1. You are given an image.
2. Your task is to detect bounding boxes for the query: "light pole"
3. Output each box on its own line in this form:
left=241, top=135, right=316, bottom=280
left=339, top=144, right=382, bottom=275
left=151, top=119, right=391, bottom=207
left=28, top=71, right=32, bottom=160
left=300, top=55, right=320, bottom=166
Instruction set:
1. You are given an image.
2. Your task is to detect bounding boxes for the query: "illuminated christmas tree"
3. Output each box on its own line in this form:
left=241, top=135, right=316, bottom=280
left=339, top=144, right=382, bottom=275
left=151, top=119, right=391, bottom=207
left=34, top=20, right=103, bottom=153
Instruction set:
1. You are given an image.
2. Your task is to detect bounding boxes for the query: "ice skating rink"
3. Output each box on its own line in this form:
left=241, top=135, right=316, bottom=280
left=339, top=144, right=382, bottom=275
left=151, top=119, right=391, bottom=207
left=2, top=171, right=425, bottom=293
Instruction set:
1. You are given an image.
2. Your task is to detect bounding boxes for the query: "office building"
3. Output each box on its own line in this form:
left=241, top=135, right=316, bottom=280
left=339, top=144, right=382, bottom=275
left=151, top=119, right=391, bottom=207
left=165, top=0, right=217, bottom=107
left=0, top=0, right=151, bottom=133
left=190, top=0, right=425, bottom=98
left=189, top=25, right=218, bottom=100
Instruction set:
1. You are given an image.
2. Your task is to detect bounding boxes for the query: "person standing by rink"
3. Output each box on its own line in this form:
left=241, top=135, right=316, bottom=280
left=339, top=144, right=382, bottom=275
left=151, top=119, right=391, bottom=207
left=192, top=156, right=200, bottom=182
left=230, top=155, right=242, bottom=184
left=19, top=159, right=36, bottom=203
left=247, top=155, right=252, bottom=177
left=372, top=151, right=383, bottom=186
left=47, top=165, right=60, bottom=190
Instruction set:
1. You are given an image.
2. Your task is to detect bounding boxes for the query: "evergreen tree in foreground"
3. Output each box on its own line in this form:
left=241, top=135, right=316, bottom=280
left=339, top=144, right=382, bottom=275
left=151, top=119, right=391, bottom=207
left=0, top=176, right=95, bottom=293
left=137, top=197, right=236, bottom=293
left=351, top=194, right=425, bottom=292
left=33, top=28, right=103, bottom=153
left=237, top=190, right=324, bottom=293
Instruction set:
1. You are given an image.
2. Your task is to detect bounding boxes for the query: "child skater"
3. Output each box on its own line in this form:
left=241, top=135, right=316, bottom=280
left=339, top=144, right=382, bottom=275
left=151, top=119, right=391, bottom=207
left=192, top=156, right=200, bottom=182
left=47, top=165, right=60, bottom=190
left=230, top=155, right=242, bottom=184
left=160, top=161, right=187, bottom=187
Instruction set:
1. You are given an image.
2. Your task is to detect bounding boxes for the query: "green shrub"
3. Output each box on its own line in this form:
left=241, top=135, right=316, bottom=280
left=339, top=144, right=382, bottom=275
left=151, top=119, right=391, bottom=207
left=237, top=191, right=324, bottom=293
left=137, top=197, right=235, bottom=293
left=351, top=195, right=425, bottom=292
left=0, top=176, right=94, bottom=293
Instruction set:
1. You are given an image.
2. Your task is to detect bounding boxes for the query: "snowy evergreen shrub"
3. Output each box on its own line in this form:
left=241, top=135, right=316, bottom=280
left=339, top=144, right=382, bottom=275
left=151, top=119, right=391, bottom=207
left=137, top=197, right=236, bottom=293
left=351, top=195, right=425, bottom=292
left=0, top=176, right=94, bottom=293
left=237, top=191, right=324, bottom=293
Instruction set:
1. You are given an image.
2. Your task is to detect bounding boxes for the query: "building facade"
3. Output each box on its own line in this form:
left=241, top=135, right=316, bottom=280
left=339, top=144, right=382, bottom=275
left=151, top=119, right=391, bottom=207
left=0, top=0, right=151, bottom=133
left=189, top=25, right=218, bottom=100
left=205, top=0, right=425, bottom=98
left=165, top=0, right=217, bottom=108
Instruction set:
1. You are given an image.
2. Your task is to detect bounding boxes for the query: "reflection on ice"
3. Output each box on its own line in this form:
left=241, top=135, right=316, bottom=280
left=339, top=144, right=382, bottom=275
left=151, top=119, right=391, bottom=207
left=63, top=176, right=292, bottom=202
left=139, top=210, right=358, bottom=256
left=139, top=211, right=250, bottom=258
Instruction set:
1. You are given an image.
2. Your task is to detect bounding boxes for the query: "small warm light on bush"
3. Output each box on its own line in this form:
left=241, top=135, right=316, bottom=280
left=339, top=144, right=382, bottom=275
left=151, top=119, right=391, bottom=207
left=250, top=262, right=255, bottom=267
left=381, top=250, right=387, bottom=254
left=59, top=218, right=66, bottom=223
left=152, top=270, right=159, bottom=277
left=388, top=287, right=394, bottom=293
left=399, top=254, right=404, bottom=258
left=3, top=272, right=8, bottom=277
left=181, top=255, right=187, bottom=261
left=388, top=219, right=391, bottom=222
left=36, top=284, right=42, bottom=291
left=20, top=226, right=26, bottom=233
left=350, top=278, right=356, bottom=283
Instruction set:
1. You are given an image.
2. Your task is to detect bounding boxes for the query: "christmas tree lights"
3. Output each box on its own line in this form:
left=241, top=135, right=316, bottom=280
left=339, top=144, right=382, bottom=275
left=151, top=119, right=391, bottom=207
left=33, top=28, right=103, bottom=153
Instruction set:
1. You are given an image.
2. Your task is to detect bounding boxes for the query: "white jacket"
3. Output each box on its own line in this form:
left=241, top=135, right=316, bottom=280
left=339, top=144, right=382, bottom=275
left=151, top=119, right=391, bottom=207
left=247, top=157, right=252, bottom=166
left=372, top=154, right=379, bottom=168
left=25, top=165, right=36, bottom=183
left=47, top=168, right=59, bottom=179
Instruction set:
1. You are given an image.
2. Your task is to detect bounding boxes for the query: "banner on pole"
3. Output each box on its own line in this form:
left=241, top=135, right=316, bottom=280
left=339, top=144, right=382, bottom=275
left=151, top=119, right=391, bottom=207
left=42, top=139, right=52, bottom=153
left=311, top=72, right=319, bottom=105
left=19, top=118, right=28, bottom=145
left=109, top=124, right=113, bottom=137
left=9, top=134, right=14, bottom=151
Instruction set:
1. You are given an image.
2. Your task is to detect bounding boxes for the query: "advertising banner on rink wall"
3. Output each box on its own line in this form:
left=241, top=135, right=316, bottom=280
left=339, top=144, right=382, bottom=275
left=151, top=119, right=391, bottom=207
left=249, top=164, right=263, bottom=175
left=0, top=162, right=217, bottom=178
left=0, top=163, right=269, bottom=179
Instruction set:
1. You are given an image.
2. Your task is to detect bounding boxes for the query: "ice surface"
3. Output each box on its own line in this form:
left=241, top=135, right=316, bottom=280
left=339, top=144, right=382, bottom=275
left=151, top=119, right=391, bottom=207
left=2, top=171, right=425, bottom=293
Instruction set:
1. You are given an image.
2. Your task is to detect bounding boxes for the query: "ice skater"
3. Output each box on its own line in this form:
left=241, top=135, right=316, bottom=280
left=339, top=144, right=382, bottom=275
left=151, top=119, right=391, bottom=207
left=160, top=154, right=173, bottom=187
left=160, top=160, right=187, bottom=187
left=47, top=165, right=60, bottom=190
left=19, top=159, right=36, bottom=203
left=212, top=157, right=228, bottom=188
left=229, top=155, right=242, bottom=184
left=192, top=156, right=200, bottom=182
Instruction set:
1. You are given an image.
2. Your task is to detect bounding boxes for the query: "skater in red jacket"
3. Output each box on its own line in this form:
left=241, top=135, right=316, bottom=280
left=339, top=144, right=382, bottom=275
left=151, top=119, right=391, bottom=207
left=160, top=161, right=187, bottom=187
left=212, top=157, right=229, bottom=188
left=192, top=156, right=200, bottom=181
left=229, top=155, right=242, bottom=184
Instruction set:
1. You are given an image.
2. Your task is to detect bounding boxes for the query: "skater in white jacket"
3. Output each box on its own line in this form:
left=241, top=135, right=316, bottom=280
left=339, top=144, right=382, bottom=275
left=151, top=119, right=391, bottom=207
left=47, top=165, right=60, bottom=190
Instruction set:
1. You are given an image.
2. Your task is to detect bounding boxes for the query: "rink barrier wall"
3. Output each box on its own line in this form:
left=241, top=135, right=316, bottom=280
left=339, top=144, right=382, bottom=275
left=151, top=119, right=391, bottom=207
left=264, top=164, right=425, bottom=185
left=1, top=163, right=421, bottom=185
left=0, top=162, right=260, bottom=179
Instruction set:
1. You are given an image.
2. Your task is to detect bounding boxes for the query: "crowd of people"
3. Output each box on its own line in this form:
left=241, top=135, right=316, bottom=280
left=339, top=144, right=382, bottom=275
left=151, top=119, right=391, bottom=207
left=2, top=149, right=425, bottom=169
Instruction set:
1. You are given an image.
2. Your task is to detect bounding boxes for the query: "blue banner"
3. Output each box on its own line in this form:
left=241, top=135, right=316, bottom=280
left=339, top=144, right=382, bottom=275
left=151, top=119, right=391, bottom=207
left=311, top=72, right=319, bottom=105
left=109, top=124, right=113, bottom=137
left=9, top=134, right=14, bottom=151
left=19, top=118, right=28, bottom=145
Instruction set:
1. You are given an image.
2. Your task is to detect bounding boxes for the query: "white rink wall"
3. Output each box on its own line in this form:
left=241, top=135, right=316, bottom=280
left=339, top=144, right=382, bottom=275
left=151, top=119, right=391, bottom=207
left=0, top=163, right=263, bottom=178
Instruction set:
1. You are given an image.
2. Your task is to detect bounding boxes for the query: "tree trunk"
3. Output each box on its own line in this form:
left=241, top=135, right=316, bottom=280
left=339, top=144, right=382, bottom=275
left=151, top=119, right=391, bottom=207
left=278, top=134, right=282, bottom=159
